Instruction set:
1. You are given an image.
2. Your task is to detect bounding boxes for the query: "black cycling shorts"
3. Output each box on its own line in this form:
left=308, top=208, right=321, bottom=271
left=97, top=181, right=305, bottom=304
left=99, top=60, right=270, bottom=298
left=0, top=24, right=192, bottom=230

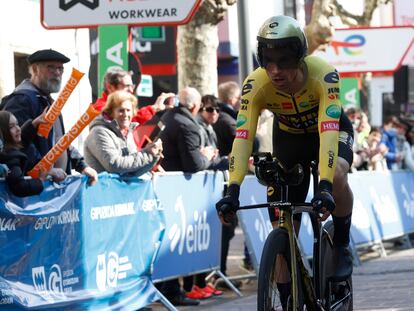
left=267, top=110, right=354, bottom=223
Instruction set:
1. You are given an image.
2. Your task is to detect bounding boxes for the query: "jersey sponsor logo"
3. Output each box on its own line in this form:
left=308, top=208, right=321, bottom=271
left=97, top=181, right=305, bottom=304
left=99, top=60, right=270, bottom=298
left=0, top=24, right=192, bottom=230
left=324, top=71, right=339, bottom=83
left=242, top=79, right=254, bottom=95
left=282, top=102, right=293, bottom=109
left=328, top=94, right=339, bottom=100
left=299, top=101, right=310, bottom=108
left=321, top=121, right=339, bottom=132
left=229, top=156, right=235, bottom=172
left=328, top=87, right=340, bottom=94
left=241, top=98, right=249, bottom=105
left=236, top=115, right=247, bottom=128
left=328, top=150, right=335, bottom=168
left=278, top=107, right=319, bottom=129
left=326, top=104, right=341, bottom=118
left=236, top=129, right=249, bottom=139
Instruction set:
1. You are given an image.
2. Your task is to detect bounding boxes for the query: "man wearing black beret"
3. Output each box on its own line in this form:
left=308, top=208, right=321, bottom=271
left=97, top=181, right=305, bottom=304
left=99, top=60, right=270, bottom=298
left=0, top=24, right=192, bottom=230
left=0, top=48, right=97, bottom=184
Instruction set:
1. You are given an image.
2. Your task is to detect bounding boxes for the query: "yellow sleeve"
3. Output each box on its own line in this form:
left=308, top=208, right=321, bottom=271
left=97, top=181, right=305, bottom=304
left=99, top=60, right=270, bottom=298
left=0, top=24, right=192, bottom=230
left=229, top=74, right=264, bottom=186
left=317, top=68, right=341, bottom=184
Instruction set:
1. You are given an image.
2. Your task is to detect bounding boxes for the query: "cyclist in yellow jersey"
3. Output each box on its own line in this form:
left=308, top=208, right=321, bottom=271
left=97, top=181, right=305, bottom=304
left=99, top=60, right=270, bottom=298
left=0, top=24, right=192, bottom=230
left=216, top=15, right=354, bottom=283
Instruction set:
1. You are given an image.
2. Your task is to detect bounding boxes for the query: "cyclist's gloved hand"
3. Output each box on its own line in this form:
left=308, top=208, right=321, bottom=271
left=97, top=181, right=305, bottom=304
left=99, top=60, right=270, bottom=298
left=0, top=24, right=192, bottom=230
left=311, top=180, right=335, bottom=218
left=216, top=184, right=240, bottom=226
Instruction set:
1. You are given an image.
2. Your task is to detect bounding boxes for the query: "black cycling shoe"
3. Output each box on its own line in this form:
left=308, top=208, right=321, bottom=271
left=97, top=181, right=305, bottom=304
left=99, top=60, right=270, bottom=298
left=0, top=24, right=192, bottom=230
left=332, top=244, right=353, bottom=282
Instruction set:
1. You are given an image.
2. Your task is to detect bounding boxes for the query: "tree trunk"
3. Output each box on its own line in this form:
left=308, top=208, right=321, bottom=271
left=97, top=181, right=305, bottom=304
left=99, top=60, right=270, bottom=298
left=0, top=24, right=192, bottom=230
left=304, top=0, right=336, bottom=54
left=177, top=22, right=218, bottom=96
left=177, top=0, right=236, bottom=96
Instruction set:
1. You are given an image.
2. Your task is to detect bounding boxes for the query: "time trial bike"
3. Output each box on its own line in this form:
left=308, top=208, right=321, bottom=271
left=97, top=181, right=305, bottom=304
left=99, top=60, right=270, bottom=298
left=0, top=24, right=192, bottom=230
left=224, top=152, right=353, bottom=311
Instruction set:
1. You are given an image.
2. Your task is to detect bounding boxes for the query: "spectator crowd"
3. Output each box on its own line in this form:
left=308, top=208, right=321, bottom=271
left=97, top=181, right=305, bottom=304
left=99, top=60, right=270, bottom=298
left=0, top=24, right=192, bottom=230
left=1, top=48, right=414, bottom=309
left=347, top=107, right=414, bottom=172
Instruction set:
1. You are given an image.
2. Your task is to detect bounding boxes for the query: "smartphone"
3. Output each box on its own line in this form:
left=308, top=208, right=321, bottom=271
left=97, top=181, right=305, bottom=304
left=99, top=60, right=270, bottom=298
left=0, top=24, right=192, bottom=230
left=164, top=95, right=179, bottom=107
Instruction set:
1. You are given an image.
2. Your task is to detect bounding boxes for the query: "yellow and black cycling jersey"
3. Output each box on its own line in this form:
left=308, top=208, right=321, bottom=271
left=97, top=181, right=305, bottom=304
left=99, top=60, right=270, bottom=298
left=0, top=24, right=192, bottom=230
left=229, top=55, right=343, bottom=186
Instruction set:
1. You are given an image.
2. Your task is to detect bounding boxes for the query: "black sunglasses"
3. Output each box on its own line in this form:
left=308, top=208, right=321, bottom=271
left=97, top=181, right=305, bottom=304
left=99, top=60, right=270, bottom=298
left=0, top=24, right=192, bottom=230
left=204, top=107, right=220, bottom=113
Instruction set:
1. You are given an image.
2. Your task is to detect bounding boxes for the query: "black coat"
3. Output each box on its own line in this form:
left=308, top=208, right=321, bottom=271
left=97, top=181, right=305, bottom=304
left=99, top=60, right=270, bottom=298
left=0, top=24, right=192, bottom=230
left=1, top=79, right=87, bottom=174
left=160, top=106, right=210, bottom=173
left=0, top=120, right=44, bottom=197
left=212, top=103, right=237, bottom=156
left=0, top=149, right=44, bottom=197
left=198, top=117, right=229, bottom=171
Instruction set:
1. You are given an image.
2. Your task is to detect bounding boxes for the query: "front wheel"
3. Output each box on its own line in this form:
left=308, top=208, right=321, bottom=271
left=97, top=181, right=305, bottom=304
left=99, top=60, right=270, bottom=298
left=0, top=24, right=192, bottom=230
left=257, top=229, right=305, bottom=311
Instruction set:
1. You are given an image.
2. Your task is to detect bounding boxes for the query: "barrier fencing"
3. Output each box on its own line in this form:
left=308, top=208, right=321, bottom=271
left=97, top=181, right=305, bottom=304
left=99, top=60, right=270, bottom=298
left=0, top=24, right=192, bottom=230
left=1, top=170, right=414, bottom=309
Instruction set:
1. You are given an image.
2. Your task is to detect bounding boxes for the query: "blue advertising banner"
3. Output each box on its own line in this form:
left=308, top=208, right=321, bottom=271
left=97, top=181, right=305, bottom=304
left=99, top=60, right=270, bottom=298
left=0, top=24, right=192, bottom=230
left=238, top=175, right=271, bottom=273
left=0, top=174, right=163, bottom=310
left=348, top=173, right=382, bottom=247
left=388, top=171, right=414, bottom=234
left=152, top=172, right=223, bottom=281
left=356, top=171, right=405, bottom=240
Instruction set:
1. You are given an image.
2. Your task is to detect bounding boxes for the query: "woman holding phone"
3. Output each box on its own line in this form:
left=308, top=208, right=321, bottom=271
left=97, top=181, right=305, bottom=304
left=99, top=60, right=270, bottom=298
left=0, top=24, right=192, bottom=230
left=84, top=90, right=162, bottom=176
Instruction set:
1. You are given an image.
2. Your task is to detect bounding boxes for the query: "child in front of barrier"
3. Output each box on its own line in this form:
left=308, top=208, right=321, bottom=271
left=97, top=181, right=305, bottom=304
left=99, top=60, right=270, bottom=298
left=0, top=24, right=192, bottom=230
left=0, top=110, right=66, bottom=197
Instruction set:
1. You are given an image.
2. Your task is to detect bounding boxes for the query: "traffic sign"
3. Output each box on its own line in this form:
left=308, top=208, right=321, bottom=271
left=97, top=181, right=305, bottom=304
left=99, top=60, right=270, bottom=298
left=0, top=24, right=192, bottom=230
left=41, top=0, right=202, bottom=29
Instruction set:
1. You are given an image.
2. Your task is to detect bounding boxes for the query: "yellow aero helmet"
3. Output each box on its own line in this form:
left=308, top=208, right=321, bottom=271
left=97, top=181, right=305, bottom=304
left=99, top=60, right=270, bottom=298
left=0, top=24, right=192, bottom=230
left=256, top=15, right=308, bottom=68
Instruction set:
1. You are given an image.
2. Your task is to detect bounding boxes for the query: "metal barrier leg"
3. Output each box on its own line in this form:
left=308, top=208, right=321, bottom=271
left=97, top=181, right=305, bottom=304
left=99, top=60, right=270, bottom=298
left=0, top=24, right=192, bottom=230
left=377, top=241, right=387, bottom=257
left=402, top=234, right=413, bottom=249
left=207, top=270, right=243, bottom=297
left=155, top=289, right=178, bottom=311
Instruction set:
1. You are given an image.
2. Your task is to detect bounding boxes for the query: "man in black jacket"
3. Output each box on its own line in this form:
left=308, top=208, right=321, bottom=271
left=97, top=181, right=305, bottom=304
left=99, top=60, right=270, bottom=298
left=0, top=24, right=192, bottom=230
left=160, top=87, right=215, bottom=173
left=157, top=86, right=216, bottom=306
left=1, top=49, right=97, bottom=183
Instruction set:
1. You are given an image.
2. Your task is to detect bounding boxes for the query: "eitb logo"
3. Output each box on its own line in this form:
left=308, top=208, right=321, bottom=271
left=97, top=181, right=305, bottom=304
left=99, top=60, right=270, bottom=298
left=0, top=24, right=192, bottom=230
left=59, top=0, right=99, bottom=11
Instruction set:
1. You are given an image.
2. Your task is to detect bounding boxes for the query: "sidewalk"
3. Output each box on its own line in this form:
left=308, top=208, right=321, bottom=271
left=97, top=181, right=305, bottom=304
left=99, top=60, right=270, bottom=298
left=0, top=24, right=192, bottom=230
left=150, top=230, right=414, bottom=311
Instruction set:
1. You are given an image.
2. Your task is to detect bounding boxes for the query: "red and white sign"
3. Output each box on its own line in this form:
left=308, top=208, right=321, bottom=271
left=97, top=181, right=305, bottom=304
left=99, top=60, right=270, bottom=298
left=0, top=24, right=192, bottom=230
left=394, top=0, right=414, bottom=65
left=41, top=0, right=202, bottom=29
left=394, top=0, right=414, bottom=26
left=315, top=26, right=414, bottom=75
